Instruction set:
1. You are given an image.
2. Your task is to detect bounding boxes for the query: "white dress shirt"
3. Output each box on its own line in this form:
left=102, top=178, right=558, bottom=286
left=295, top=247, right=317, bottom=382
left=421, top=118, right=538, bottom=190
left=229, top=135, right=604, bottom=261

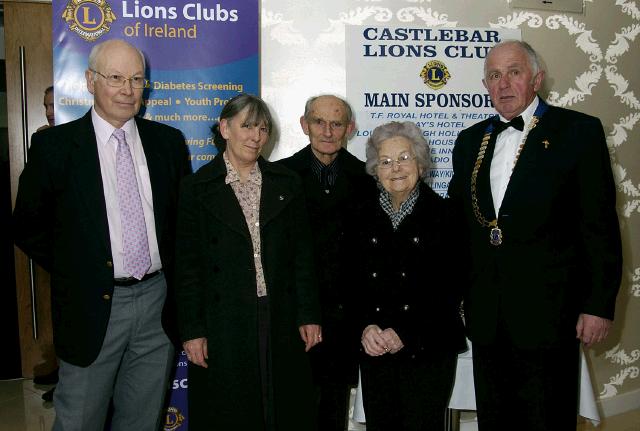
left=490, top=97, right=539, bottom=215
left=92, top=108, right=161, bottom=278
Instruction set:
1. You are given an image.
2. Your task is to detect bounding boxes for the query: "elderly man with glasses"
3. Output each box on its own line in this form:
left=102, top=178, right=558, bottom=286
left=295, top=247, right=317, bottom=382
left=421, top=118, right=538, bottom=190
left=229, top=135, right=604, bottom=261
left=13, top=39, right=190, bottom=431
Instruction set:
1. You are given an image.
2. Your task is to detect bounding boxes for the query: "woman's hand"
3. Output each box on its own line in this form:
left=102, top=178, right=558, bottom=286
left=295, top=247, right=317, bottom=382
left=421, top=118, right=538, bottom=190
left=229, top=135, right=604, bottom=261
left=299, top=324, right=322, bottom=352
left=361, top=325, right=405, bottom=356
left=183, top=337, right=208, bottom=368
left=380, top=328, right=404, bottom=354
left=361, top=324, right=389, bottom=356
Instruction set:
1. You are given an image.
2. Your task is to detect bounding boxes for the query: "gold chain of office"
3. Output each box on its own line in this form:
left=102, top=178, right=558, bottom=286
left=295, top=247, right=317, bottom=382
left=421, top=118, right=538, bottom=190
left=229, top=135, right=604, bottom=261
left=470, top=116, right=539, bottom=245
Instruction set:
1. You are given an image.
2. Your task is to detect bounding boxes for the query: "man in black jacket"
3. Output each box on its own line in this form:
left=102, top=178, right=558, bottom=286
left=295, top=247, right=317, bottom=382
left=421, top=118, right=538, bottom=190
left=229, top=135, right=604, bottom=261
left=13, top=39, right=190, bottom=431
left=448, top=40, right=622, bottom=430
left=279, top=95, right=374, bottom=430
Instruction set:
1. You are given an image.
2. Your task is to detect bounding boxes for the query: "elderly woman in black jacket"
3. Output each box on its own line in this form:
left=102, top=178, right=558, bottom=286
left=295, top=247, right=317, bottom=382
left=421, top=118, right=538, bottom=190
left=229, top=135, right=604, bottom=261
left=175, top=94, right=321, bottom=431
left=348, top=121, right=467, bottom=431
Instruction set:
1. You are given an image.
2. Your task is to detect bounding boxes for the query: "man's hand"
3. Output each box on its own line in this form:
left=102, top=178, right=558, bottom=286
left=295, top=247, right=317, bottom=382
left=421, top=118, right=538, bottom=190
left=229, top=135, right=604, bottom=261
left=183, top=337, right=208, bottom=368
left=576, top=313, right=612, bottom=347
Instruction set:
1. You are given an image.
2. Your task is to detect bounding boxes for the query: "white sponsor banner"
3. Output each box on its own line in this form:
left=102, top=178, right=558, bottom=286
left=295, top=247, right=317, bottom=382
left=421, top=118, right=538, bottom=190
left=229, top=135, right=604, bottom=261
left=346, top=26, right=520, bottom=195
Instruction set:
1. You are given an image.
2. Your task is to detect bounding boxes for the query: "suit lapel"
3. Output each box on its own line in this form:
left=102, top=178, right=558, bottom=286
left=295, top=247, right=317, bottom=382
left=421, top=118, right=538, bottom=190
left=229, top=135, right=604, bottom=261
left=500, top=107, right=555, bottom=213
left=137, top=118, right=168, bottom=240
left=475, top=125, right=498, bottom=221
left=199, top=155, right=252, bottom=240
left=69, top=112, right=112, bottom=254
left=259, top=158, right=294, bottom=228
left=197, top=156, right=296, bottom=238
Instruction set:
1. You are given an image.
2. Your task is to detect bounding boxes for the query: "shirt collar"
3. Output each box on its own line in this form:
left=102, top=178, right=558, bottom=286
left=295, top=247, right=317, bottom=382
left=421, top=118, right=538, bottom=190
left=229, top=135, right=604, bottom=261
left=498, top=96, right=539, bottom=130
left=311, top=150, right=340, bottom=170
left=91, top=107, right=137, bottom=146
left=223, top=151, right=262, bottom=185
left=310, top=150, right=340, bottom=181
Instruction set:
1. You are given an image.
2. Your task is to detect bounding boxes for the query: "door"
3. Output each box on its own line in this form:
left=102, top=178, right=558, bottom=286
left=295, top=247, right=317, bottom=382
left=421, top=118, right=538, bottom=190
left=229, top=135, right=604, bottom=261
left=4, top=0, right=54, bottom=378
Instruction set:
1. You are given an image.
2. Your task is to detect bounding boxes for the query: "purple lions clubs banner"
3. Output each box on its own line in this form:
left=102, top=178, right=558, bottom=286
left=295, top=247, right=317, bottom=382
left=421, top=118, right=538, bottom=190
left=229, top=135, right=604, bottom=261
left=53, top=0, right=259, bottom=172
left=52, top=1, right=259, bottom=429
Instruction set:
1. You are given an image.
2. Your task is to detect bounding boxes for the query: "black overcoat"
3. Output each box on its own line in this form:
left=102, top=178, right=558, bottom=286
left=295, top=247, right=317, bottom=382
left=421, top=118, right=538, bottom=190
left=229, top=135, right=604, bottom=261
left=174, top=153, right=321, bottom=430
left=347, top=183, right=467, bottom=359
left=278, top=145, right=375, bottom=384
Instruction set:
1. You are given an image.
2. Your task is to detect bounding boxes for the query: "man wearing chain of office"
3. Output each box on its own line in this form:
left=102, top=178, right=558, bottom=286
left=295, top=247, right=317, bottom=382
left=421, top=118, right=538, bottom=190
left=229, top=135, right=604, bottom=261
left=448, top=40, right=622, bottom=430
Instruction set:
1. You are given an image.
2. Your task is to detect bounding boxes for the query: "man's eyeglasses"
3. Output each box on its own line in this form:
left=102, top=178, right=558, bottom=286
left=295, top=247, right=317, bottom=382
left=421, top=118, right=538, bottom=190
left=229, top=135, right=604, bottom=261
left=90, top=69, right=149, bottom=89
left=377, top=152, right=416, bottom=169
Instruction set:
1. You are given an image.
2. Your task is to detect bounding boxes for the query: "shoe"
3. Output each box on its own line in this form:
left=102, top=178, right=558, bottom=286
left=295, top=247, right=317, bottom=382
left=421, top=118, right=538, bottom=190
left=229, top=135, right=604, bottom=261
left=34, top=368, right=59, bottom=385
left=42, top=386, right=55, bottom=402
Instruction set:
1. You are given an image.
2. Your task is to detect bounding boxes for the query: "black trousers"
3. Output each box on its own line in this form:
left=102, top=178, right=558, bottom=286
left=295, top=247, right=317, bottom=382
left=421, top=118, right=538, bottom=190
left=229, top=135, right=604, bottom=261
left=309, top=308, right=357, bottom=431
left=360, top=352, right=457, bottom=431
left=315, top=380, right=351, bottom=431
left=472, top=339, right=580, bottom=431
left=258, top=295, right=274, bottom=431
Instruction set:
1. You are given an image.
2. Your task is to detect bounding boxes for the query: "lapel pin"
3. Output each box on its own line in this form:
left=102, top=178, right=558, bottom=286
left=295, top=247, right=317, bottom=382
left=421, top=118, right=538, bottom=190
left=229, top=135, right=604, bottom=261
left=543, top=139, right=550, bottom=149
left=279, top=195, right=284, bottom=201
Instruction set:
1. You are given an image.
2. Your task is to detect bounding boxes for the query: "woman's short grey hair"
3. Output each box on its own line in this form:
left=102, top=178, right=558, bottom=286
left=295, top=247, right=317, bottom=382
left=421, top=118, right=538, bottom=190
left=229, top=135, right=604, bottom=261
left=211, top=93, right=274, bottom=152
left=365, top=121, right=430, bottom=180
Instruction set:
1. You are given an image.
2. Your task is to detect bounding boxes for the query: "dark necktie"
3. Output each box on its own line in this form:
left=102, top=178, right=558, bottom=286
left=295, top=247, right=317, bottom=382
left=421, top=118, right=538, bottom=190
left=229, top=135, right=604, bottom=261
left=493, top=115, right=524, bottom=134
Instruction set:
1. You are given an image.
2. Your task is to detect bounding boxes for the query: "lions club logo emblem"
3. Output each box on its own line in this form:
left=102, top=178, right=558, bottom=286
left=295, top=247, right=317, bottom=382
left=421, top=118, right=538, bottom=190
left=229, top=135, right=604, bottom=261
left=164, top=406, right=185, bottom=431
left=62, top=0, right=116, bottom=42
left=420, top=60, right=451, bottom=90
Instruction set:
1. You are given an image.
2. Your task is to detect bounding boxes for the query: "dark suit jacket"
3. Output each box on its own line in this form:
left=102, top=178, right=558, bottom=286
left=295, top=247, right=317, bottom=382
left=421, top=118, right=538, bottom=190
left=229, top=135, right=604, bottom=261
left=13, top=110, right=191, bottom=366
left=174, top=154, right=320, bottom=430
left=448, top=101, right=622, bottom=349
left=278, top=145, right=375, bottom=383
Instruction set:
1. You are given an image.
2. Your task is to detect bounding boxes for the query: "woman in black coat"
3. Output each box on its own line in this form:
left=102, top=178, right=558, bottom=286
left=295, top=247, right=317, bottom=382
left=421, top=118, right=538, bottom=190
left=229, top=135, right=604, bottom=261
left=348, top=121, right=467, bottom=431
left=175, top=94, right=321, bottom=430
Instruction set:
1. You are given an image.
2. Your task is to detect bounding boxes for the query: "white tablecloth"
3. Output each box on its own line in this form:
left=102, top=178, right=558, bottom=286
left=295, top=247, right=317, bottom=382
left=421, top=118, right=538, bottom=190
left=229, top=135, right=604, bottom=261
left=353, top=341, right=600, bottom=426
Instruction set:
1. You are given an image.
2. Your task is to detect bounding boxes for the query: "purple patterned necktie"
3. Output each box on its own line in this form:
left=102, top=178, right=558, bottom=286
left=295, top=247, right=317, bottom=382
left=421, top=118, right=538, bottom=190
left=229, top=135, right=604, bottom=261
left=113, top=128, right=151, bottom=280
